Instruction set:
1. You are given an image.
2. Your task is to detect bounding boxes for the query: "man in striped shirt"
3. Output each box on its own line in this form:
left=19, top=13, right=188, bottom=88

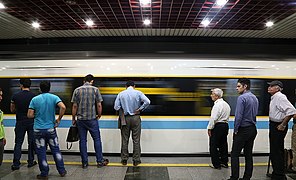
left=71, top=74, right=108, bottom=169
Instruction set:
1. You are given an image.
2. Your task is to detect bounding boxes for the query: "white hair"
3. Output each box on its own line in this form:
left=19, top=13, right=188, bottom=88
left=211, top=88, right=223, bottom=98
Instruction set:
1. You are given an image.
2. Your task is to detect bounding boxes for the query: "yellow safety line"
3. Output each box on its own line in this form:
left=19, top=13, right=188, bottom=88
left=2, top=160, right=268, bottom=167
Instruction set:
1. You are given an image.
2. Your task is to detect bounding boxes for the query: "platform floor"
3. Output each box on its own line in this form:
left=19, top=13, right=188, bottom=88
left=1, top=154, right=296, bottom=180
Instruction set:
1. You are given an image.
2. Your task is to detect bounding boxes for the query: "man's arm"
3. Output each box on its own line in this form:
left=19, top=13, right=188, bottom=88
left=234, top=97, right=244, bottom=134
left=96, top=102, right=102, bottom=119
left=10, top=102, right=16, bottom=113
left=72, top=103, right=78, bottom=125
left=55, top=102, right=66, bottom=127
left=27, top=109, right=35, bottom=119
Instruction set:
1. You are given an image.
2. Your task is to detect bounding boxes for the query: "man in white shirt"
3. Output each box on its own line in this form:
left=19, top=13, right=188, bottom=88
left=268, top=80, right=296, bottom=180
left=207, top=88, right=231, bottom=169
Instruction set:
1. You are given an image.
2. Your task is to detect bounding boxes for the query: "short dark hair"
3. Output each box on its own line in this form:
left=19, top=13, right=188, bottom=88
left=84, top=74, right=94, bottom=82
left=40, top=80, right=50, bottom=93
left=20, top=78, right=31, bottom=88
left=237, top=78, right=251, bottom=90
left=126, top=80, right=135, bottom=87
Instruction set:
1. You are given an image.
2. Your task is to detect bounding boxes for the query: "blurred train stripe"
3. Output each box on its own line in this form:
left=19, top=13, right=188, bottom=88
left=2, top=118, right=294, bottom=129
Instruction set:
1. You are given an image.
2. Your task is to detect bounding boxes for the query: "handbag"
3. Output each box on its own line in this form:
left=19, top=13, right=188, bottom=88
left=66, top=126, right=79, bottom=150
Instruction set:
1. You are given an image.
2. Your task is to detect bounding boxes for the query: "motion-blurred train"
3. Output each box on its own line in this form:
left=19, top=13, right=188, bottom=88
left=0, top=58, right=295, bottom=154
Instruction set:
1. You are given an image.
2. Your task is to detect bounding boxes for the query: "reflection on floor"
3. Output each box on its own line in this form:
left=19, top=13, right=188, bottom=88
left=0, top=154, right=295, bottom=180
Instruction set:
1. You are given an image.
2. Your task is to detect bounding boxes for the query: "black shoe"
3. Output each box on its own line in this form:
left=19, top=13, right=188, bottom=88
left=133, top=161, right=141, bottom=166
left=36, top=175, right=48, bottom=179
left=239, top=178, right=250, bottom=180
left=121, top=160, right=127, bottom=165
left=221, top=163, right=229, bottom=168
left=82, top=163, right=88, bottom=169
left=97, top=159, right=109, bottom=168
left=209, top=164, right=221, bottom=170
left=27, top=161, right=37, bottom=168
left=60, top=170, right=67, bottom=177
left=11, top=165, right=20, bottom=171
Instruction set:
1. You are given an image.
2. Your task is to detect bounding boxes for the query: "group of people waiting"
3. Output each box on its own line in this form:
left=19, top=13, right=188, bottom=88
left=0, top=74, right=150, bottom=179
left=208, top=78, right=296, bottom=180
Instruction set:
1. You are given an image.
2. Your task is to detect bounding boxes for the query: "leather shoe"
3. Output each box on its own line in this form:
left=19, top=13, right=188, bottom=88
left=11, top=165, right=20, bottom=171
left=36, top=175, right=48, bottom=179
left=121, top=160, right=127, bottom=165
left=209, top=164, right=221, bottom=170
left=27, top=161, right=37, bottom=168
left=97, top=159, right=109, bottom=168
left=221, top=163, right=229, bottom=168
left=60, top=170, right=67, bottom=177
left=133, top=161, right=141, bottom=166
left=82, top=163, right=88, bottom=169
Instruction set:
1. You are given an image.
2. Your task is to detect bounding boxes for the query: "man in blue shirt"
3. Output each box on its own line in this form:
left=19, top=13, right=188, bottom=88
left=114, top=80, right=150, bottom=166
left=228, top=78, right=258, bottom=180
left=28, top=81, right=67, bottom=179
left=11, top=78, right=37, bottom=170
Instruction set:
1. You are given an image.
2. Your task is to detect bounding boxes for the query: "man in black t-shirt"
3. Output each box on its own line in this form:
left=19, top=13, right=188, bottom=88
left=10, top=78, right=37, bottom=170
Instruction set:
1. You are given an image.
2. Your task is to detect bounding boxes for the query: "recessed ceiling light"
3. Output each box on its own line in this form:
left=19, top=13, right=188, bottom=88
left=201, top=19, right=211, bottom=27
left=216, top=0, right=228, bottom=6
left=140, top=0, right=151, bottom=6
left=266, top=21, right=274, bottom=27
left=143, top=19, right=151, bottom=25
left=32, top=22, right=40, bottom=28
left=0, top=2, right=5, bottom=9
left=85, top=19, right=94, bottom=27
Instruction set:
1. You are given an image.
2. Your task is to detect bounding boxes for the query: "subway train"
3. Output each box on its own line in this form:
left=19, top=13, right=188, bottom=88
left=0, top=58, right=295, bottom=154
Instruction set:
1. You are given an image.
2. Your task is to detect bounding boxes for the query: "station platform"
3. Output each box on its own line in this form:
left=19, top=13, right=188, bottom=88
left=0, top=154, right=295, bottom=180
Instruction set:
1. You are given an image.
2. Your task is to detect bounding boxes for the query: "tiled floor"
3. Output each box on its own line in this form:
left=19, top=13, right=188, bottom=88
left=0, top=154, right=295, bottom=180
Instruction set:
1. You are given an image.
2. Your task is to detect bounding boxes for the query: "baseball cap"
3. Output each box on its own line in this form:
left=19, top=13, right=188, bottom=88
left=268, top=80, right=283, bottom=88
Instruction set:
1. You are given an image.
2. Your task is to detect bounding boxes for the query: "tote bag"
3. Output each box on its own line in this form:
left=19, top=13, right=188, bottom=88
left=66, top=126, right=79, bottom=150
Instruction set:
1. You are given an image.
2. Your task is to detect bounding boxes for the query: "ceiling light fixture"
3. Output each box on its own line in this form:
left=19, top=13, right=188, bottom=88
left=140, top=0, right=151, bottom=6
left=216, top=0, right=228, bottom=7
left=85, top=19, right=94, bottom=27
left=266, top=21, right=274, bottom=27
left=31, top=22, right=40, bottom=28
left=0, top=2, right=5, bottom=9
left=143, top=19, right=151, bottom=26
left=201, top=19, right=211, bottom=27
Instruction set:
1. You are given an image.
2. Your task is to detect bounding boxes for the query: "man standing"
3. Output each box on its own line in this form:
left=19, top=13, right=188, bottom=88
left=11, top=78, right=37, bottom=170
left=228, top=78, right=258, bottom=180
left=207, top=88, right=231, bottom=169
left=71, top=74, right=108, bottom=169
left=0, top=88, right=6, bottom=166
left=114, top=80, right=150, bottom=166
left=268, top=80, right=296, bottom=180
left=28, top=81, right=67, bottom=179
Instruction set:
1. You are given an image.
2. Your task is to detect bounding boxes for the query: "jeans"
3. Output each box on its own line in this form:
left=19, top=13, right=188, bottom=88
left=34, top=129, right=66, bottom=176
left=77, top=120, right=103, bottom=164
left=13, top=120, right=35, bottom=167
left=0, top=138, right=4, bottom=166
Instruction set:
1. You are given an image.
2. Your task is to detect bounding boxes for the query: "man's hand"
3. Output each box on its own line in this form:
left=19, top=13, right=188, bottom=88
left=96, top=115, right=101, bottom=120
left=277, top=124, right=286, bottom=131
left=135, top=109, right=140, bottom=115
left=3, top=138, right=6, bottom=146
left=72, top=119, right=77, bottom=125
left=208, top=129, right=211, bottom=137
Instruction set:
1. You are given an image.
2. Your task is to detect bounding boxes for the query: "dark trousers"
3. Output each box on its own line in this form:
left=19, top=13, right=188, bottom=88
left=121, top=115, right=141, bottom=162
left=269, top=121, right=288, bottom=180
left=210, top=123, right=229, bottom=168
left=0, top=138, right=4, bottom=166
left=230, top=125, right=257, bottom=179
left=13, top=120, right=35, bottom=167
left=77, top=120, right=104, bottom=163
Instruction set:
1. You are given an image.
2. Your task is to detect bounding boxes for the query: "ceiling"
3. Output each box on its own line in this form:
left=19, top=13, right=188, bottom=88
left=0, top=0, right=296, bottom=39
